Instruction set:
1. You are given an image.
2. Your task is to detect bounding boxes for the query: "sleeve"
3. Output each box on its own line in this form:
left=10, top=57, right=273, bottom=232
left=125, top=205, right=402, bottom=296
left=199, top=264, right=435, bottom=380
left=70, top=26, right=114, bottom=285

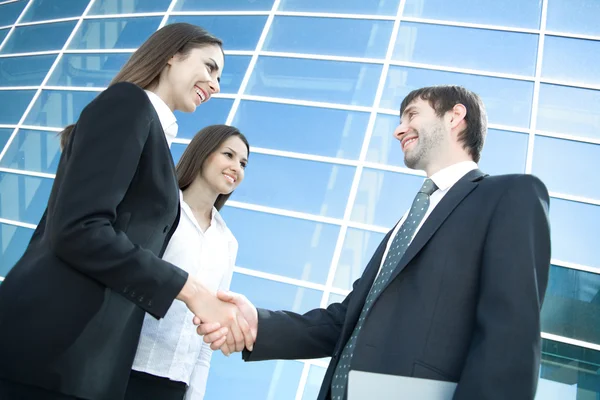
left=454, top=174, right=551, bottom=399
left=47, top=82, right=187, bottom=318
left=185, top=343, right=213, bottom=400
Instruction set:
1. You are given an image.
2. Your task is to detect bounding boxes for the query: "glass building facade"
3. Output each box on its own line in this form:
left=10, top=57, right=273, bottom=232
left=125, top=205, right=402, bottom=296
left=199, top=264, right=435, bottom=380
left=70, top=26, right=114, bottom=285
left=0, top=0, right=599, bottom=398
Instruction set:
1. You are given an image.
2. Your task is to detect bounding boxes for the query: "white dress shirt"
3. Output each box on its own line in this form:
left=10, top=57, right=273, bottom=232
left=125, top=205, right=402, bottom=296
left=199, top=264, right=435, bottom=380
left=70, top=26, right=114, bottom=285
left=145, top=90, right=178, bottom=144
left=378, top=161, right=478, bottom=275
left=132, top=194, right=238, bottom=400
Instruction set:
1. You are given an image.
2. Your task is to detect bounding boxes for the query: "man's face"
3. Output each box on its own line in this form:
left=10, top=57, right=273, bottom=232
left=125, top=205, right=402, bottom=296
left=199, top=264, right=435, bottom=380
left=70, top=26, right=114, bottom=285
left=393, top=98, right=447, bottom=171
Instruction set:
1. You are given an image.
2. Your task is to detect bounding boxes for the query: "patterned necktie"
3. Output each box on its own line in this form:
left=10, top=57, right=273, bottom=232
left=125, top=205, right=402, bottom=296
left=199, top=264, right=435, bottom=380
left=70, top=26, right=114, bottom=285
left=330, top=178, right=438, bottom=400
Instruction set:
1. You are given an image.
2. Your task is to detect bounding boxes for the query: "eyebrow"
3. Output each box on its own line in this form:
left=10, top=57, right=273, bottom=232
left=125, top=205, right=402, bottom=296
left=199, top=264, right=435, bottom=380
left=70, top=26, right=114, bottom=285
left=225, top=147, right=248, bottom=164
left=208, top=58, right=221, bottom=83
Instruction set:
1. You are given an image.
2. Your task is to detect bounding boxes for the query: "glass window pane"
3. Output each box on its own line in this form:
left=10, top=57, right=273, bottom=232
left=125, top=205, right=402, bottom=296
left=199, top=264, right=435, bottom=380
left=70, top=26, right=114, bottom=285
left=1, top=21, right=76, bottom=54
left=206, top=355, right=302, bottom=399
left=174, top=0, right=275, bottom=11
left=327, top=292, right=346, bottom=306
left=220, top=55, right=250, bottom=94
left=542, top=36, right=600, bottom=86
left=174, top=98, right=233, bottom=140
left=351, top=168, right=423, bottom=227
left=167, top=16, right=267, bottom=51
left=247, top=57, right=382, bottom=107
left=47, top=53, right=130, bottom=87
left=479, top=129, right=528, bottom=175
left=279, top=0, right=401, bottom=16
left=542, top=265, right=600, bottom=345
left=540, top=338, right=600, bottom=399
left=21, top=0, right=89, bottom=23
left=546, top=0, right=600, bottom=36
left=89, top=0, right=172, bottom=14
left=0, top=55, right=56, bottom=86
left=0, top=1, right=27, bottom=27
left=0, top=29, right=9, bottom=44
left=404, top=0, right=542, bottom=29
left=366, top=113, right=403, bottom=166
left=334, top=228, right=386, bottom=290
left=0, top=128, right=13, bottom=150
left=232, top=101, right=368, bottom=159
left=550, top=199, right=599, bottom=268
left=537, top=83, right=600, bottom=141
left=381, top=66, right=534, bottom=128
left=222, top=207, right=339, bottom=284
left=0, top=172, right=53, bottom=225
left=0, top=90, right=36, bottom=124
left=24, top=90, right=98, bottom=128
left=532, top=136, right=600, bottom=201
left=264, top=16, right=393, bottom=58
left=69, top=17, right=162, bottom=50
left=230, top=154, right=355, bottom=218
left=393, top=22, right=538, bottom=76
left=0, top=223, right=34, bottom=278
left=0, top=129, right=61, bottom=174
left=302, top=365, right=327, bottom=400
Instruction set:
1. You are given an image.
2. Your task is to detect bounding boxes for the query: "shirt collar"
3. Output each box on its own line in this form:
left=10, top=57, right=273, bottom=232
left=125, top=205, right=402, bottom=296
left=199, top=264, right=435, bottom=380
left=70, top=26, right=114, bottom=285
left=145, top=90, right=178, bottom=142
left=430, top=161, right=479, bottom=192
left=179, top=190, right=227, bottom=232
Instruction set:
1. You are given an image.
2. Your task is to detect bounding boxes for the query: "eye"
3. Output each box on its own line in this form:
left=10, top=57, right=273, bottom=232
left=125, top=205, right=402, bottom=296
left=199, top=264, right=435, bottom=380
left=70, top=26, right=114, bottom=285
left=240, top=161, right=247, bottom=169
left=206, top=63, right=214, bottom=73
left=223, top=152, right=233, bottom=158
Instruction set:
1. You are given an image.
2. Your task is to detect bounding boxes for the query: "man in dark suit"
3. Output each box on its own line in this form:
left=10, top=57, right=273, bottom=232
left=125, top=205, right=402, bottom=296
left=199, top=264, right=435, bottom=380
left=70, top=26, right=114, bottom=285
left=200, top=85, right=551, bottom=400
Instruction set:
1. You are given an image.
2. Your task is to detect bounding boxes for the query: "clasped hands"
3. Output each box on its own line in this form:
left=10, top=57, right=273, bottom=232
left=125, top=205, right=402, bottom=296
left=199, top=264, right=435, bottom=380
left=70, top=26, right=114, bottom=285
left=182, top=279, right=257, bottom=356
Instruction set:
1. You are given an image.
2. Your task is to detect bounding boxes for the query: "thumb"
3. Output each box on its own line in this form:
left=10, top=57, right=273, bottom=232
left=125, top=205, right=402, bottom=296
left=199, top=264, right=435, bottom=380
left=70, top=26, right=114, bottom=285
left=217, top=290, right=236, bottom=303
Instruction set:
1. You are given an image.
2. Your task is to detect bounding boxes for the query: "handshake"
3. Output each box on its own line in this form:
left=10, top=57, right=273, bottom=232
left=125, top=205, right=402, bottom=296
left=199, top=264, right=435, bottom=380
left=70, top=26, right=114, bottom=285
left=178, top=277, right=258, bottom=356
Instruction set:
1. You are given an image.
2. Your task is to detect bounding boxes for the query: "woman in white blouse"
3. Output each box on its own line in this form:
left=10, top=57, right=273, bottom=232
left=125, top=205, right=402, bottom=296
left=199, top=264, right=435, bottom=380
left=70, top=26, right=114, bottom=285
left=126, top=124, right=250, bottom=400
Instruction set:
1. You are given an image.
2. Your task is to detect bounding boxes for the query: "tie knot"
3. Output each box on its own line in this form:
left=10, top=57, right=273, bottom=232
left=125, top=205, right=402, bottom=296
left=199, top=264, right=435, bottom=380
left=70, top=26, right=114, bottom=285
left=419, top=178, right=438, bottom=196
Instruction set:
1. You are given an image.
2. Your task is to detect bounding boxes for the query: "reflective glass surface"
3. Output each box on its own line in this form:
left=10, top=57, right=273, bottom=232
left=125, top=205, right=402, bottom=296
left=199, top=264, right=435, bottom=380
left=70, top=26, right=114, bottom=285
left=479, top=129, right=528, bottom=175
left=278, top=0, right=401, bottom=15
left=174, top=98, right=234, bottom=140
left=381, top=66, right=534, bottom=128
left=302, top=366, right=327, bottom=400
left=0, top=90, right=36, bottom=124
left=20, top=0, right=89, bottom=23
left=47, top=53, right=131, bottom=87
left=89, top=0, right=172, bottom=14
left=542, top=265, right=600, bottom=345
left=0, top=223, right=34, bottom=277
left=334, top=228, right=386, bottom=290
left=69, top=17, right=162, bottom=49
left=546, top=0, right=600, bottom=36
left=542, top=35, right=600, bottom=86
left=0, top=129, right=61, bottom=174
left=222, top=207, right=339, bottom=284
left=219, top=55, right=251, bottom=94
left=403, top=0, right=542, bottom=29
left=247, top=57, right=382, bottom=106
left=393, top=22, right=538, bottom=76
left=549, top=198, right=599, bottom=268
left=0, top=128, right=13, bottom=150
left=167, top=15, right=267, bottom=51
left=0, top=1, right=27, bottom=27
left=1, top=21, right=76, bottom=54
left=264, top=16, right=393, bottom=58
left=24, top=90, right=98, bottom=128
left=174, top=0, right=275, bottom=11
left=0, top=54, right=56, bottom=86
left=0, top=172, right=53, bottom=225
left=533, top=136, right=600, bottom=200
left=230, top=154, right=355, bottom=218
left=351, top=168, right=423, bottom=227
left=232, top=101, right=368, bottom=159
left=537, top=83, right=600, bottom=140
left=0, top=28, right=8, bottom=44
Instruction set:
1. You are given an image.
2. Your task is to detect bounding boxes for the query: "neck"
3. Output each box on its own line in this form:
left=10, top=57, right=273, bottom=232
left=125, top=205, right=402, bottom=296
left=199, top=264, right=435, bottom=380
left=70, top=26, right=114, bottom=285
left=182, top=180, right=218, bottom=220
left=147, top=83, right=175, bottom=112
left=424, top=153, right=473, bottom=177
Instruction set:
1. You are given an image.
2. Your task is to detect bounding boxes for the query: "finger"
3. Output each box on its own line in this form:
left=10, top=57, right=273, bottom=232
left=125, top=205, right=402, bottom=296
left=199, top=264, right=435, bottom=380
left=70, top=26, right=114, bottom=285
left=216, top=290, right=235, bottom=302
left=229, top=320, right=245, bottom=352
left=200, top=326, right=228, bottom=343
left=192, top=315, right=201, bottom=325
left=196, top=321, right=220, bottom=334
left=237, top=313, right=254, bottom=352
left=210, top=335, right=227, bottom=350
left=221, top=343, right=231, bottom=357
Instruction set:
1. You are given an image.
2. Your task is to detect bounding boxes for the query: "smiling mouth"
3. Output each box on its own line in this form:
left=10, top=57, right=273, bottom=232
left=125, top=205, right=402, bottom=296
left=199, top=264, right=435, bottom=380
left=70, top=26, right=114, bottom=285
left=223, top=174, right=235, bottom=184
left=194, top=86, right=207, bottom=103
left=402, top=136, right=418, bottom=150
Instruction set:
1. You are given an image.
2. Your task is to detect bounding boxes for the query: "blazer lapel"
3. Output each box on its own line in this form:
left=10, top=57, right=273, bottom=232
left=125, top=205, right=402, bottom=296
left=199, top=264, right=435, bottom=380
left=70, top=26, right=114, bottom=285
left=382, top=169, right=487, bottom=290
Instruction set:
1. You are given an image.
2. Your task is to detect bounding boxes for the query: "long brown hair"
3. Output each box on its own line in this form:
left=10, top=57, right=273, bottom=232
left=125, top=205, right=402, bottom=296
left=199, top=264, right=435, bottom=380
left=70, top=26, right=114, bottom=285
left=59, top=23, right=223, bottom=149
left=177, top=125, right=250, bottom=211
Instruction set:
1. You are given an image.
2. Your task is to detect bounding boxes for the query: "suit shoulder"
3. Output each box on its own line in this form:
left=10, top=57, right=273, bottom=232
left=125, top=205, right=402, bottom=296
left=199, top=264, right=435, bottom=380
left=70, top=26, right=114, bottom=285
left=85, top=82, right=152, bottom=120
left=482, top=173, right=549, bottom=201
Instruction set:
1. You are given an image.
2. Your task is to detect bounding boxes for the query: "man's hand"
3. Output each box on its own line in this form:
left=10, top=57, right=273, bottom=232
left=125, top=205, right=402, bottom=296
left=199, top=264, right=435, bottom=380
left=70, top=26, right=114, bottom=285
left=195, top=290, right=258, bottom=355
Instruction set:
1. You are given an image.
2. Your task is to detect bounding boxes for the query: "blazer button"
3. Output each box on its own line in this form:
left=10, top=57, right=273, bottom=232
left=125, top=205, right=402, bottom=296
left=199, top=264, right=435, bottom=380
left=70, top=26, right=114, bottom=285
left=147, top=300, right=153, bottom=308
left=163, top=225, right=169, bottom=233
left=138, top=295, right=144, bottom=302
left=123, top=285, right=130, bottom=294
left=130, top=291, right=136, bottom=298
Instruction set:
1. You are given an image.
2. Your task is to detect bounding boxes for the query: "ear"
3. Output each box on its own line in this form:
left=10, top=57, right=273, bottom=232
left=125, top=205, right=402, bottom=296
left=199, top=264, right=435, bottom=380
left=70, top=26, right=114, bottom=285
left=448, top=103, right=467, bottom=131
left=166, top=54, right=178, bottom=67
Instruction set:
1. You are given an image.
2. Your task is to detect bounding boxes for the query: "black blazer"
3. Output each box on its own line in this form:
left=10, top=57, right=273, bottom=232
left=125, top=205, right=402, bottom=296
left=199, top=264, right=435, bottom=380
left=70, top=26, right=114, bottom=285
left=0, top=82, right=188, bottom=400
left=243, top=170, right=551, bottom=400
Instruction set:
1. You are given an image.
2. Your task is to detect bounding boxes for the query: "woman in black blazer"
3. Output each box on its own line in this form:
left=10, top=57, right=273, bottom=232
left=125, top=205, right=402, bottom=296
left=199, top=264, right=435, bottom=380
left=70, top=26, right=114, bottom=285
left=0, top=23, right=250, bottom=400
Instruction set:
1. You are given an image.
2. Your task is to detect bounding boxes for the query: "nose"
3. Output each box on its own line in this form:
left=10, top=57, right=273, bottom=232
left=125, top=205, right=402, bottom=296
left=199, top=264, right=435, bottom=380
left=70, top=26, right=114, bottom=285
left=208, top=78, right=220, bottom=94
left=393, top=120, right=408, bottom=141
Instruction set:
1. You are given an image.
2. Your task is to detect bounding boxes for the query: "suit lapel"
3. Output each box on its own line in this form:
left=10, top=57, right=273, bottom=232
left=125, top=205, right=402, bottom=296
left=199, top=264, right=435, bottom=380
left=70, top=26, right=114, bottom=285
left=382, top=169, right=487, bottom=290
